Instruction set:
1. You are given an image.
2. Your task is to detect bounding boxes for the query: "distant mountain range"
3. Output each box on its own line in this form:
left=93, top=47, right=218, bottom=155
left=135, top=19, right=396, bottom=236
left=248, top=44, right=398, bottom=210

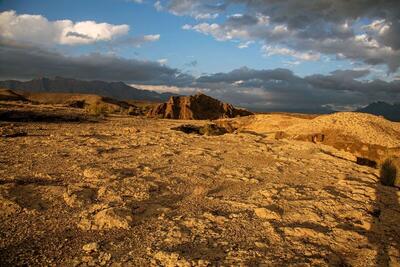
left=357, top=101, right=400, bottom=122
left=0, top=77, right=177, bottom=102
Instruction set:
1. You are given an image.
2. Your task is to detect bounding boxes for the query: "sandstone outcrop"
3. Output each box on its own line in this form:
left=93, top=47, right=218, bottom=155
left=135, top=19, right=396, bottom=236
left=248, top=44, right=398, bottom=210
left=147, top=93, right=253, bottom=120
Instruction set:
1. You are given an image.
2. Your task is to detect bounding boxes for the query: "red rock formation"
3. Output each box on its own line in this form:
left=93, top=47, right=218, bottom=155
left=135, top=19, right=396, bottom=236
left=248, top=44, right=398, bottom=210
left=147, top=93, right=253, bottom=120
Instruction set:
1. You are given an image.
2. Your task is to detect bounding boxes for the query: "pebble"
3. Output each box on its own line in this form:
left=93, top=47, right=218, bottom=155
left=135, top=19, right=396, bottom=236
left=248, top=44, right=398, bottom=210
left=82, top=242, right=99, bottom=253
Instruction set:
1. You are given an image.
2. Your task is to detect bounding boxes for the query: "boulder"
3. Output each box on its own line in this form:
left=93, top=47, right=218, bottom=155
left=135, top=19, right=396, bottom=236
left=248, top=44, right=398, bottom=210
left=147, top=93, right=253, bottom=120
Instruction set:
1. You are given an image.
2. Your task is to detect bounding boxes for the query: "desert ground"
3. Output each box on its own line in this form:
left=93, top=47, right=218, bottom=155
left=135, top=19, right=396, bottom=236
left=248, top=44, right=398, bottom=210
left=0, top=101, right=400, bottom=266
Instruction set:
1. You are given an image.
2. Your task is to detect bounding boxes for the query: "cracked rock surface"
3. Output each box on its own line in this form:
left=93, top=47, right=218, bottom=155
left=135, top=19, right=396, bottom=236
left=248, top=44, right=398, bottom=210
left=0, top=114, right=399, bottom=266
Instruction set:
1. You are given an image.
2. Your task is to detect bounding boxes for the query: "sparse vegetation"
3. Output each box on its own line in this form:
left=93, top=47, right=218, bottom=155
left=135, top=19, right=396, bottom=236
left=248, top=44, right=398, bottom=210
left=86, top=102, right=108, bottom=116
left=127, top=106, right=137, bottom=115
left=380, top=157, right=399, bottom=187
left=1, top=98, right=400, bottom=266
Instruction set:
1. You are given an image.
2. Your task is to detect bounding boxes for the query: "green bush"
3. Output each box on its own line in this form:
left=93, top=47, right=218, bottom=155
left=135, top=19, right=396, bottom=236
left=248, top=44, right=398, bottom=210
left=380, top=157, right=399, bottom=187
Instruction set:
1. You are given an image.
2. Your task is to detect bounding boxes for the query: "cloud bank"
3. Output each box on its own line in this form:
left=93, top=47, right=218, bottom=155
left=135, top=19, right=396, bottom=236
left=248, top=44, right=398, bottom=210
left=2, top=39, right=398, bottom=113
left=0, top=40, right=186, bottom=85
left=172, top=0, right=400, bottom=71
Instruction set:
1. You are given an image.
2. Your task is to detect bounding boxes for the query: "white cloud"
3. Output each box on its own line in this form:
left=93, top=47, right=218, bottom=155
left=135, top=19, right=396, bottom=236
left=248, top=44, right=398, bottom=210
left=363, top=19, right=390, bottom=36
left=232, top=80, right=244, bottom=86
left=0, top=10, right=129, bottom=46
left=283, top=60, right=301, bottom=66
left=262, top=45, right=320, bottom=61
left=354, top=34, right=380, bottom=49
left=183, top=22, right=250, bottom=41
left=143, top=34, right=160, bottom=42
left=271, top=25, right=288, bottom=34
left=131, top=84, right=199, bottom=94
left=189, top=23, right=228, bottom=40
left=166, top=0, right=222, bottom=20
left=194, top=13, right=218, bottom=20
left=157, top=58, right=168, bottom=65
left=154, top=1, right=163, bottom=11
left=237, top=41, right=254, bottom=49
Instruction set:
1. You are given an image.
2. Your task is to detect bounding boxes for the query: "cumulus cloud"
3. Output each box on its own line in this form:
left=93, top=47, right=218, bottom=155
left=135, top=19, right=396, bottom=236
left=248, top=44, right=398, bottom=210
left=0, top=10, right=129, bottom=46
left=173, top=0, right=400, bottom=71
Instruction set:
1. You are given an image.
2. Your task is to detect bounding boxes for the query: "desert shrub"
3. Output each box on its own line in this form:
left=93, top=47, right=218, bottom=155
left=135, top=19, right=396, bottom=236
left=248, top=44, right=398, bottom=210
left=86, top=102, right=108, bottom=116
left=199, top=124, right=228, bottom=136
left=380, top=157, right=399, bottom=187
left=127, top=106, right=138, bottom=115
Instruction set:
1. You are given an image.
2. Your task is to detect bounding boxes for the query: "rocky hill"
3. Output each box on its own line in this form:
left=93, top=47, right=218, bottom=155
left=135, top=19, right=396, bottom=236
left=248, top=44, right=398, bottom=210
left=0, top=89, right=143, bottom=118
left=0, top=77, right=176, bottom=102
left=217, top=112, right=400, bottom=168
left=147, top=93, right=253, bottom=120
left=357, top=101, right=400, bottom=122
left=0, top=89, right=28, bottom=102
left=19, top=91, right=135, bottom=111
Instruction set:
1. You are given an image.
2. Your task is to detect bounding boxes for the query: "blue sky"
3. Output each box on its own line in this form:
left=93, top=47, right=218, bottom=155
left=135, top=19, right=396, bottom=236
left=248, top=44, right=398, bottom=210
left=0, top=0, right=399, bottom=111
left=0, top=0, right=359, bottom=77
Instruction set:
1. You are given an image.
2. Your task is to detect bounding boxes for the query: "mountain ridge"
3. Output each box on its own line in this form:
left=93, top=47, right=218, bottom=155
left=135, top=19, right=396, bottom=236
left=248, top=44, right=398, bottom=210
left=357, top=101, right=400, bottom=122
left=0, top=76, right=177, bottom=102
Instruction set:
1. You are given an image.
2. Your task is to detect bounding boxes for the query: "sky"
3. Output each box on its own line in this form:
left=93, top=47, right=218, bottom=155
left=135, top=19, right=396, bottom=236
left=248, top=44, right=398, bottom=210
left=0, top=0, right=399, bottom=112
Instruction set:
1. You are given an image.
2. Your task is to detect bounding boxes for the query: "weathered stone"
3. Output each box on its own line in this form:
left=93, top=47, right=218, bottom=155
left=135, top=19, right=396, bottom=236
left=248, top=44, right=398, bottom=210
left=147, top=93, right=252, bottom=120
left=82, top=242, right=99, bottom=253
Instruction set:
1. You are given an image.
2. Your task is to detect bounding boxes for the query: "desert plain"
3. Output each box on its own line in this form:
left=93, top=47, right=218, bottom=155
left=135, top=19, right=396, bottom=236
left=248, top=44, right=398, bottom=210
left=0, top=99, right=399, bottom=267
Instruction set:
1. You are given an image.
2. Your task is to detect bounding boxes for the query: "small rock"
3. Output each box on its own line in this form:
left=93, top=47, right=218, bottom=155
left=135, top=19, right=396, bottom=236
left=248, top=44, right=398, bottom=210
left=93, top=207, right=133, bottom=230
left=82, top=242, right=98, bottom=253
left=81, top=255, right=95, bottom=266
left=83, top=168, right=104, bottom=179
left=64, top=186, right=97, bottom=208
left=254, top=208, right=280, bottom=220
left=98, top=252, right=112, bottom=266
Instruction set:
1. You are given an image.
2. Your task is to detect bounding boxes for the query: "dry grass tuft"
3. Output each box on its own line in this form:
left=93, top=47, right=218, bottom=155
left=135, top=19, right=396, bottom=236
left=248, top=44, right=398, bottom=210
left=380, top=157, right=399, bottom=187
left=86, top=102, right=108, bottom=116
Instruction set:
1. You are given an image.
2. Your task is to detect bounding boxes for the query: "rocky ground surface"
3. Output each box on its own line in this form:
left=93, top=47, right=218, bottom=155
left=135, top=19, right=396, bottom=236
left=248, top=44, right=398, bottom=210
left=0, top=111, right=400, bottom=266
